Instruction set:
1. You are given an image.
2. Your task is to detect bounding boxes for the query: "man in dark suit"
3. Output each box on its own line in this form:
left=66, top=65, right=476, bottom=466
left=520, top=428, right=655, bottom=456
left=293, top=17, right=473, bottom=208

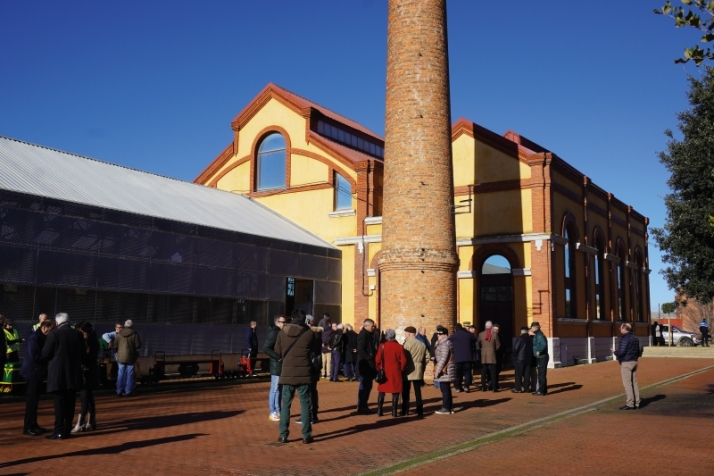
left=449, top=323, right=477, bottom=392
left=21, top=320, right=54, bottom=436
left=41, top=313, right=84, bottom=439
left=356, top=319, right=377, bottom=413
left=512, top=327, right=533, bottom=393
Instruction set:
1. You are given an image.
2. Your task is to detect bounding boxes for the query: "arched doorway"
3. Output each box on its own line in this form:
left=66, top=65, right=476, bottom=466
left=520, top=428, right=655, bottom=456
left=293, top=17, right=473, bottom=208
left=479, top=255, right=514, bottom=347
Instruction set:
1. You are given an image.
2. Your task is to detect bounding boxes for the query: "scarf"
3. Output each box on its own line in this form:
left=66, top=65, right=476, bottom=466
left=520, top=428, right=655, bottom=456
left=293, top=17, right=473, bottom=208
left=486, top=328, right=492, bottom=342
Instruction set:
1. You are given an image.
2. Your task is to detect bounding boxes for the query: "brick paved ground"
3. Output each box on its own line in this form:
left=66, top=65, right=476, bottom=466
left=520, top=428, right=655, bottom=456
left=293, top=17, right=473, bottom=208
left=0, top=358, right=712, bottom=476
left=409, top=364, right=714, bottom=476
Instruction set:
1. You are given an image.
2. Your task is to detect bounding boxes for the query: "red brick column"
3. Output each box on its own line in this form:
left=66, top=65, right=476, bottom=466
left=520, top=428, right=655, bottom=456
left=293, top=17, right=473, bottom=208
left=378, top=0, right=458, bottom=333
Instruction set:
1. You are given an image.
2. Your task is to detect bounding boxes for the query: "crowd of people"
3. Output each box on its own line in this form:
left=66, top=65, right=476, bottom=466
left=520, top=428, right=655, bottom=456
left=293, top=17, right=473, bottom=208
left=263, top=311, right=552, bottom=444
left=0, top=312, right=142, bottom=439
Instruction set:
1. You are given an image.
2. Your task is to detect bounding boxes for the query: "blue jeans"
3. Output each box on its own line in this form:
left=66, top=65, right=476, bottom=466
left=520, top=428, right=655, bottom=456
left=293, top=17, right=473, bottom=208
left=116, top=362, right=135, bottom=395
left=343, top=362, right=355, bottom=379
left=330, top=350, right=342, bottom=380
left=357, top=374, right=373, bottom=409
left=269, top=375, right=282, bottom=414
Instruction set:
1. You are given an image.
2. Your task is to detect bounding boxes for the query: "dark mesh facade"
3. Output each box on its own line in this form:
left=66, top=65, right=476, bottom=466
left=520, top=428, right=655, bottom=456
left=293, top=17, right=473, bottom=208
left=0, top=189, right=341, bottom=355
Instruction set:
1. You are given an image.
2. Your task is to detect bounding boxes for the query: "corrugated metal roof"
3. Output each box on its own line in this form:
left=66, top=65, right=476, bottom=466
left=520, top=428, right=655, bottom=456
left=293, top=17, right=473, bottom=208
left=0, top=136, right=334, bottom=249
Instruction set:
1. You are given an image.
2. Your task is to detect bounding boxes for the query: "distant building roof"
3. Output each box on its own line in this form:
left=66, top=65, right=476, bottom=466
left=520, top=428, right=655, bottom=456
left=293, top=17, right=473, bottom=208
left=0, top=136, right=334, bottom=249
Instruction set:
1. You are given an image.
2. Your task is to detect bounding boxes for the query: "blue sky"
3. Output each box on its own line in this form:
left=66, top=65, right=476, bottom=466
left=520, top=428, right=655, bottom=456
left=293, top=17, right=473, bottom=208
left=0, top=1, right=704, bottom=311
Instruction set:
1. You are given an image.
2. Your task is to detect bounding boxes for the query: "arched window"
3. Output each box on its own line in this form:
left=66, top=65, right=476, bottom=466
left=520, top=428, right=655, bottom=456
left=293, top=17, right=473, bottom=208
left=480, top=255, right=513, bottom=339
left=635, top=251, right=645, bottom=322
left=256, top=133, right=286, bottom=191
left=564, top=227, right=576, bottom=318
left=617, top=243, right=627, bottom=320
left=594, top=236, right=606, bottom=320
left=334, top=173, right=352, bottom=210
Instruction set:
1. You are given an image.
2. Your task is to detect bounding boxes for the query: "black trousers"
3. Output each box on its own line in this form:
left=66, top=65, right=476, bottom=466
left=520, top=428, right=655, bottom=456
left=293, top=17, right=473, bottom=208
left=513, top=361, right=531, bottom=392
left=52, top=389, right=77, bottom=435
left=23, top=374, right=44, bottom=430
left=481, top=364, right=497, bottom=390
left=439, top=381, right=453, bottom=410
left=454, top=362, right=472, bottom=391
left=532, top=355, right=548, bottom=394
left=308, top=380, right=319, bottom=419
left=80, top=388, right=96, bottom=417
left=401, top=379, right=423, bottom=413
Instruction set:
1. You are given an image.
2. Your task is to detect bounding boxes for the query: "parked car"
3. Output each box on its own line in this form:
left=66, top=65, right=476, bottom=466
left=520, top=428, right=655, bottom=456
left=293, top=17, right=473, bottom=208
left=661, top=325, right=701, bottom=347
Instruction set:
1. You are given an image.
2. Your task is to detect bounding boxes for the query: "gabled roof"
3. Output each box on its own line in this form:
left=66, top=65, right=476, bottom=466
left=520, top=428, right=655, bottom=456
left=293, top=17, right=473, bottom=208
left=0, top=136, right=334, bottom=249
left=232, top=83, right=383, bottom=141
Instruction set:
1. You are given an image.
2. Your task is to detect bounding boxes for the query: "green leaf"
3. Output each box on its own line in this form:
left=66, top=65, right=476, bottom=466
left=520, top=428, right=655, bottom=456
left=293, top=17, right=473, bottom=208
left=702, top=33, right=714, bottom=42
left=682, top=0, right=692, bottom=5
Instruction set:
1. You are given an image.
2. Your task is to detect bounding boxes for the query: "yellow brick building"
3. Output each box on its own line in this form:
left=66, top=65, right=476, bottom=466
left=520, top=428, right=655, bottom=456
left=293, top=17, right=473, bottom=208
left=195, top=84, right=651, bottom=367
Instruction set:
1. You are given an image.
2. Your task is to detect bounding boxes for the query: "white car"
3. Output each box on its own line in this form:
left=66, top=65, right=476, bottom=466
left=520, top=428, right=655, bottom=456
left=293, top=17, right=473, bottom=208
left=661, top=325, right=701, bottom=347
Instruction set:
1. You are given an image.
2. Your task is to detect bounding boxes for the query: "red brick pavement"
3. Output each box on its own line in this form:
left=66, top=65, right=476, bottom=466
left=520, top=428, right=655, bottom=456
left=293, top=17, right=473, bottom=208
left=409, top=365, right=714, bottom=476
left=0, top=358, right=712, bottom=475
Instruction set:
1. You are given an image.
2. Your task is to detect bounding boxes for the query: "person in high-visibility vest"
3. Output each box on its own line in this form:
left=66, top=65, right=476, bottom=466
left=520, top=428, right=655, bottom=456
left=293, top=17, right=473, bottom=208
left=32, top=313, right=48, bottom=332
left=4, top=319, right=24, bottom=362
left=0, top=314, right=7, bottom=370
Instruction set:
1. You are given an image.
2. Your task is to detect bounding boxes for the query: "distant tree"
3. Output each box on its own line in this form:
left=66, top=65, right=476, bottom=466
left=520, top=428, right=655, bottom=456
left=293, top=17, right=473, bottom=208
left=652, top=67, right=714, bottom=302
left=661, top=302, right=678, bottom=314
left=655, top=1, right=714, bottom=65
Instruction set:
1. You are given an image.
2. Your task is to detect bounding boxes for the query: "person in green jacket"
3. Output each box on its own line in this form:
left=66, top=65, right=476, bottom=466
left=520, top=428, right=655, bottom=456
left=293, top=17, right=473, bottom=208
left=530, top=322, right=548, bottom=396
left=263, top=315, right=287, bottom=422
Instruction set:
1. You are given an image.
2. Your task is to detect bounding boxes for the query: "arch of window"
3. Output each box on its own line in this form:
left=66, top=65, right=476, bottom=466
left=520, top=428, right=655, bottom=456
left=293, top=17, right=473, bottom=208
left=593, top=231, right=606, bottom=320
left=256, top=132, right=287, bottom=191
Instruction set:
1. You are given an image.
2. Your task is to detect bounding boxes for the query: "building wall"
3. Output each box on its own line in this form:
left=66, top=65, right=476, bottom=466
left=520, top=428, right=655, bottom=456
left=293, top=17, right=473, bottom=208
left=195, top=89, right=652, bottom=367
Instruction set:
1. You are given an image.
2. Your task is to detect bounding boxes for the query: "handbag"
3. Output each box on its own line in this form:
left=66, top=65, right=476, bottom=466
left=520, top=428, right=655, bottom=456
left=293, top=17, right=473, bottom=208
left=375, top=344, right=387, bottom=384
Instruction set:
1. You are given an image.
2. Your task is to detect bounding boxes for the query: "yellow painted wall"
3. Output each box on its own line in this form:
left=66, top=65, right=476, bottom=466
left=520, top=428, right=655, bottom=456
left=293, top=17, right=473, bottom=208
left=237, top=100, right=307, bottom=157
left=257, top=188, right=356, bottom=244
left=290, top=153, right=329, bottom=187
left=453, top=135, right=476, bottom=187
left=216, top=162, right=250, bottom=194
left=470, top=190, right=533, bottom=236
left=474, top=142, right=532, bottom=183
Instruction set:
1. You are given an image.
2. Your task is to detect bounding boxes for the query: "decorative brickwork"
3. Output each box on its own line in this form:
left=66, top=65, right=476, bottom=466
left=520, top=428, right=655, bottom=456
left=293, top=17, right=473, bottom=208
left=378, top=0, right=458, bottom=332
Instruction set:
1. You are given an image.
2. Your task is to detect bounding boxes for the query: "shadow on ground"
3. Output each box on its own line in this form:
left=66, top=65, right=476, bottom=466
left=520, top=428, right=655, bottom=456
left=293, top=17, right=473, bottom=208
left=0, top=433, right=207, bottom=469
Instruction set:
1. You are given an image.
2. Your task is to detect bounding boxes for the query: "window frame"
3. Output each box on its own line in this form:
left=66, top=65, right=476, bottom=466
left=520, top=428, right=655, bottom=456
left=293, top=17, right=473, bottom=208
left=255, top=132, right=287, bottom=191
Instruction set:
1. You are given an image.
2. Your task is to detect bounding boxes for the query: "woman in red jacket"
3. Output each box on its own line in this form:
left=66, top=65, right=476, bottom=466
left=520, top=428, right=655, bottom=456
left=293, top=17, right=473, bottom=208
left=375, top=329, right=407, bottom=417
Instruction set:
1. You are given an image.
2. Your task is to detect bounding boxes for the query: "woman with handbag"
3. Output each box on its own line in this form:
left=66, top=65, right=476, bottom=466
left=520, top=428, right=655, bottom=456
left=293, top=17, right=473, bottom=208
left=433, top=325, right=455, bottom=415
left=374, top=329, right=407, bottom=417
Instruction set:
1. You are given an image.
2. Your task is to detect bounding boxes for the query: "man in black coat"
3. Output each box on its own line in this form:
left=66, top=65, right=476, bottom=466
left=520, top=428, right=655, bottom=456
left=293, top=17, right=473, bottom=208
left=21, top=320, right=53, bottom=436
left=41, top=313, right=84, bottom=439
left=511, top=327, right=533, bottom=393
left=449, top=323, right=477, bottom=392
left=356, top=318, right=377, bottom=413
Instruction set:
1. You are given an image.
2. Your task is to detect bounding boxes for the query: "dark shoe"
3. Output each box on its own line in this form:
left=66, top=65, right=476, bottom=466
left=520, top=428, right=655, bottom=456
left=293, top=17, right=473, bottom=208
left=295, top=419, right=302, bottom=425
left=416, top=407, right=424, bottom=418
left=302, top=436, right=314, bottom=445
left=377, top=394, right=385, bottom=417
left=492, top=389, right=500, bottom=393
left=391, top=395, right=399, bottom=418
left=619, top=406, right=635, bottom=410
left=33, top=426, right=49, bottom=434
left=511, top=390, right=523, bottom=393
left=277, top=437, right=288, bottom=444
left=533, top=392, right=546, bottom=396
left=23, top=428, right=42, bottom=437
left=464, top=387, right=470, bottom=393
left=356, top=407, right=373, bottom=414
left=46, top=432, right=69, bottom=440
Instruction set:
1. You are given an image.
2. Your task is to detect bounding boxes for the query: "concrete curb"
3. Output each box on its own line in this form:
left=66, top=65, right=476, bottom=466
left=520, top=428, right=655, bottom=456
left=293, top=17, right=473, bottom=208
left=360, top=364, right=714, bottom=476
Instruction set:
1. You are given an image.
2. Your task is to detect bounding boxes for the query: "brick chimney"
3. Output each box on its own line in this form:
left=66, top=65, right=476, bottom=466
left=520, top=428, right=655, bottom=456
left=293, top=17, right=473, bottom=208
left=378, top=0, right=458, bottom=333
